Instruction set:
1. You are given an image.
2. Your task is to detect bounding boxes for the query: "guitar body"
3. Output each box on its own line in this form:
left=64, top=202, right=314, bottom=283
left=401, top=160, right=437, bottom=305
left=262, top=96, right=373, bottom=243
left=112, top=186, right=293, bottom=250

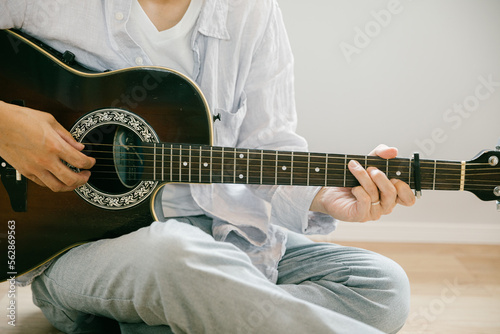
left=0, top=29, right=212, bottom=280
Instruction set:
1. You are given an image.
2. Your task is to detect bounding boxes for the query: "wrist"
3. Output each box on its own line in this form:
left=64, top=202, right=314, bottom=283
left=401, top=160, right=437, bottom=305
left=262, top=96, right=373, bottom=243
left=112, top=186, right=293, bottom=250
left=0, top=101, right=13, bottom=133
left=0, top=100, right=19, bottom=123
left=309, top=187, right=327, bottom=213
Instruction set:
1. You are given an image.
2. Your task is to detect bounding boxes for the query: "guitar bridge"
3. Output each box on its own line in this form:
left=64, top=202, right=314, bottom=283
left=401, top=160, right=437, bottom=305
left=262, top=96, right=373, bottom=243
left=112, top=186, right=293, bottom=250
left=0, top=158, right=27, bottom=212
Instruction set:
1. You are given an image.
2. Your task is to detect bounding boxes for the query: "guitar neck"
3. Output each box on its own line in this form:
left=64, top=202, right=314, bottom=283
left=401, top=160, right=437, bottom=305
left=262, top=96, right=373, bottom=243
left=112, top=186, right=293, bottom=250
left=137, top=143, right=465, bottom=191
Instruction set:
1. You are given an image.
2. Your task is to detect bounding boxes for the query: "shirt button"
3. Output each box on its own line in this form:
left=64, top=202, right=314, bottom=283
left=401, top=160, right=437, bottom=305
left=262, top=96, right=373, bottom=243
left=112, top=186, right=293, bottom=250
left=135, top=57, right=144, bottom=65
left=115, top=12, right=124, bottom=21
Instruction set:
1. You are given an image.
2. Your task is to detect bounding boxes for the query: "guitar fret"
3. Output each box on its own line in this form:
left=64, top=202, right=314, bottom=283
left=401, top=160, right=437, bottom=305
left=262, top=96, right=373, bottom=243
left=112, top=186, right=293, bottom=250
left=211, top=146, right=223, bottom=184
left=188, top=145, right=192, bottom=183
left=460, top=161, right=466, bottom=191
left=291, top=152, right=294, bottom=186
left=433, top=160, right=436, bottom=190
left=325, top=154, right=328, bottom=187
left=210, top=146, right=213, bottom=182
left=307, top=153, right=311, bottom=186
left=386, top=159, right=389, bottom=177
left=289, top=152, right=306, bottom=186
left=275, top=151, right=292, bottom=186
left=161, top=143, right=164, bottom=181
left=275, top=151, right=278, bottom=186
left=153, top=143, right=157, bottom=181
left=234, top=148, right=237, bottom=184
left=260, top=150, right=263, bottom=185
left=343, top=155, right=347, bottom=187
left=170, top=144, right=173, bottom=182
left=220, top=147, right=235, bottom=184
left=179, top=144, right=182, bottom=182
left=247, top=150, right=260, bottom=184
left=199, top=145, right=210, bottom=184
left=308, top=153, right=326, bottom=187
left=221, top=147, right=224, bottom=184
left=199, top=146, right=202, bottom=183
left=235, top=150, right=245, bottom=183
left=247, top=149, right=250, bottom=184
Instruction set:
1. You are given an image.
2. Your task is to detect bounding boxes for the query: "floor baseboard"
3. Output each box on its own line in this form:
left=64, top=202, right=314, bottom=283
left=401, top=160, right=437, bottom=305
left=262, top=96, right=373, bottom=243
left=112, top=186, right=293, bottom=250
left=311, top=221, right=500, bottom=244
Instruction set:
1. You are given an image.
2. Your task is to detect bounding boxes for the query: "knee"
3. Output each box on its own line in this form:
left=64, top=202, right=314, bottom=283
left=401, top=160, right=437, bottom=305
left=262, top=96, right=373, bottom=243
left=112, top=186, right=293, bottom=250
left=284, top=243, right=410, bottom=333
left=382, top=260, right=410, bottom=333
left=358, top=253, right=411, bottom=334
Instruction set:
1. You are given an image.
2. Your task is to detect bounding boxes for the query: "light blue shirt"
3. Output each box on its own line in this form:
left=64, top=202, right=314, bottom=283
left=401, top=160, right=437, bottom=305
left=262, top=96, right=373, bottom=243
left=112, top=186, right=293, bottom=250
left=1, top=0, right=336, bottom=282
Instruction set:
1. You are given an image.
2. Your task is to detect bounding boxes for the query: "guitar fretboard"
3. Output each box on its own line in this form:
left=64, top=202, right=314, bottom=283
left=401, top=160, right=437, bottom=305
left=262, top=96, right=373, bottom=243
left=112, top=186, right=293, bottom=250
left=136, top=143, right=465, bottom=191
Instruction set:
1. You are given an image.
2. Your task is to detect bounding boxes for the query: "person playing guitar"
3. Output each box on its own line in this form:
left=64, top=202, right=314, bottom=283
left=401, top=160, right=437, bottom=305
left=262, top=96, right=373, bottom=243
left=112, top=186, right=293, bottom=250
left=2, top=1, right=479, bottom=333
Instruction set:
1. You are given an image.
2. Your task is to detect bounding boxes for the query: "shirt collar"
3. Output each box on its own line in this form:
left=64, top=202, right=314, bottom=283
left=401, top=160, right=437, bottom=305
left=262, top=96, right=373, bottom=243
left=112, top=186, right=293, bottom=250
left=197, top=0, right=230, bottom=40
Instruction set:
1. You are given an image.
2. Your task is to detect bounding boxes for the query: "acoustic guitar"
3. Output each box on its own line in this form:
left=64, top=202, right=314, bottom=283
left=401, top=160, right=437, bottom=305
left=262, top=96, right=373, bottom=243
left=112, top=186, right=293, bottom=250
left=1, top=29, right=499, bottom=282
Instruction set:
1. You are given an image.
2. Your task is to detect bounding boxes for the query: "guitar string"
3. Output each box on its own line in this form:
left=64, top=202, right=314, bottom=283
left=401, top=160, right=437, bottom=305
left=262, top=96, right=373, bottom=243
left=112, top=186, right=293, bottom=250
left=83, top=166, right=497, bottom=189
left=80, top=147, right=499, bottom=172
left=80, top=157, right=499, bottom=180
left=79, top=142, right=500, bottom=164
left=80, top=143, right=498, bottom=164
left=81, top=153, right=500, bottom=180
left=98, top=167, right=499, bottom=179
left=82, top=159, right=498, bottom=182
left=77, top=144, right=500, bottom=187
left=85, top=166, right=499, bottom=184
left=81, top=173, right=497, bottom=191
left=80, top=142, right=498, bottom=167
left=80, top=149, right=497, bottom=189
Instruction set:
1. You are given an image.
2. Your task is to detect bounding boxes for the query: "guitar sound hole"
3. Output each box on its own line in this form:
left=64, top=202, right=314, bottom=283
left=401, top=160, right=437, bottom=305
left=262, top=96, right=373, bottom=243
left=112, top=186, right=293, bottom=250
left=83, top=125, right=143, bottom=194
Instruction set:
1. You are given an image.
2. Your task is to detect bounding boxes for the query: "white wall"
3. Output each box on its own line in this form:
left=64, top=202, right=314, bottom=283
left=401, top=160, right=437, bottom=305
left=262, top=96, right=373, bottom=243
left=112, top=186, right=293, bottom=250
left=278, top=0, right=500, bottom=243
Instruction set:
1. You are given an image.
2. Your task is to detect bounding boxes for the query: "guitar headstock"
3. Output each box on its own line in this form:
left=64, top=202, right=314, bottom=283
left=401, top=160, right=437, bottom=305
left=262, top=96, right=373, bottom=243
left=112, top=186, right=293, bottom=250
left=465, top=149, right=500, bottom=204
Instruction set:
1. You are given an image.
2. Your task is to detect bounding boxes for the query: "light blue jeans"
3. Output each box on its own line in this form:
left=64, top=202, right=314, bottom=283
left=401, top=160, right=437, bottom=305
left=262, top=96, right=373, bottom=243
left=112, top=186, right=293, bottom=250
left=31, top=216, right=410, bottom=334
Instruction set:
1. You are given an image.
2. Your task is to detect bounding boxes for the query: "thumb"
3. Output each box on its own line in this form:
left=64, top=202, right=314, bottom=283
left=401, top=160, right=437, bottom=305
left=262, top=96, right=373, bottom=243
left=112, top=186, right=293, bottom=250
left=369, top=144, right=398, bottom=159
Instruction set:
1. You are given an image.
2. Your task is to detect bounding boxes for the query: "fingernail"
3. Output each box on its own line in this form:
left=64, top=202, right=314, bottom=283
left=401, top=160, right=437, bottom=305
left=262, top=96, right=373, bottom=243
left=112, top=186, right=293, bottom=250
left=349, top=160, right=361, bottom=168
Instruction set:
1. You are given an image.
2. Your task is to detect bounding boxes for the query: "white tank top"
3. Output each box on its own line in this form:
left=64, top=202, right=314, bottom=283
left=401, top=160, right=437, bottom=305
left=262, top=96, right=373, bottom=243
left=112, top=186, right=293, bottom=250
left=127, top=0, right=205, bottom=218
left=128, top=0, right=203, bottom=74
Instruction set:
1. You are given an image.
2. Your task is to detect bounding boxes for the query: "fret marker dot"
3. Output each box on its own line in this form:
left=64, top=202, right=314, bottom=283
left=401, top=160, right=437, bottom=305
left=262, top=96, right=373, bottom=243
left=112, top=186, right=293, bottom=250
left=183, top=162, right=188, bottom=167
left=282, top=166, right=287, bottom=171
left=239, top=174, right=244, bottom=179
left=396, top=171, right=401, bottom=176
left=203, top=162, right=208, bottom=167
left=239, top=154, right=245, bottom=159
left=315, top=167, right=320, bottom=172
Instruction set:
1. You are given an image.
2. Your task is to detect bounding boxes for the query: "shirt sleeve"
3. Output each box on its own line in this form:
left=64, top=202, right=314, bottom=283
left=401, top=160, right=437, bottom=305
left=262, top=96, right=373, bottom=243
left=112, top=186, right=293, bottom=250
left=0, top=0, right=27, bottom=29
left=238, top=1, right=336, bottom=235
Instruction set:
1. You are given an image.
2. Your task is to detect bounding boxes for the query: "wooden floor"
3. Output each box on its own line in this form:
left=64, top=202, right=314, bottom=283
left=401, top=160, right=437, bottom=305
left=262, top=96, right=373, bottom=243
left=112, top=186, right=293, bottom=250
left=340, top=242, right=500, bottom=334
left=0, top=242, right=499, bottom=333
